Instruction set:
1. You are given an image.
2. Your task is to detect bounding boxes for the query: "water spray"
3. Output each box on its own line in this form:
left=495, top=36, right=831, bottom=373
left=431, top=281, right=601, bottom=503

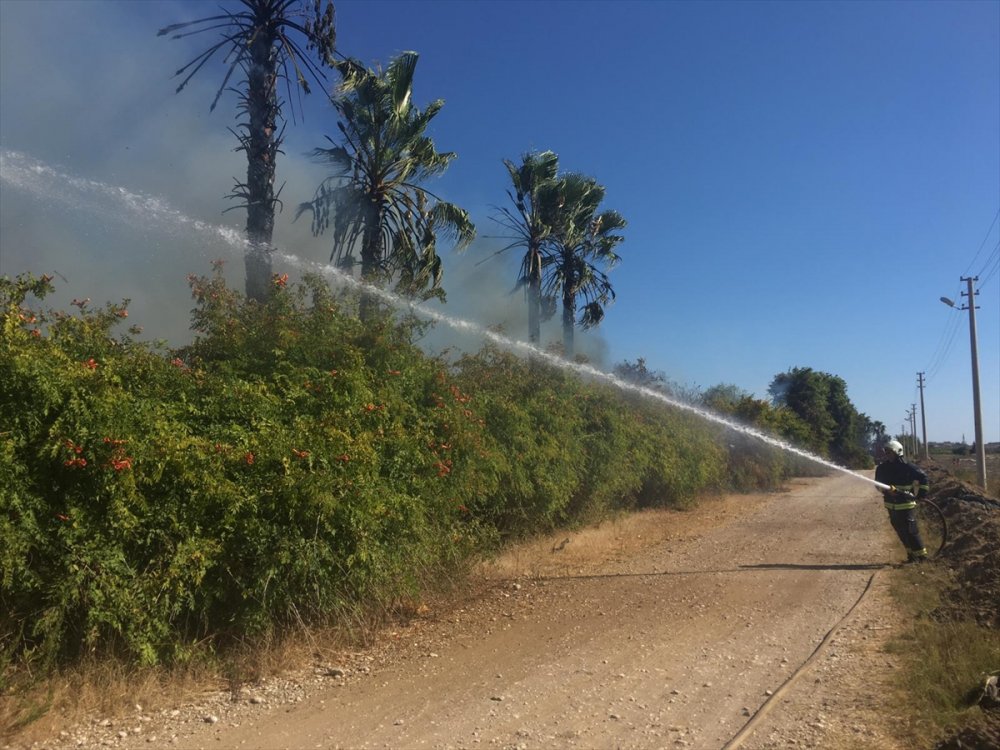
left=271, top=252, right=891, bottom=492
left=0, top=150, right=246, bottom=248
left=0, top=149, right=891, bottom=492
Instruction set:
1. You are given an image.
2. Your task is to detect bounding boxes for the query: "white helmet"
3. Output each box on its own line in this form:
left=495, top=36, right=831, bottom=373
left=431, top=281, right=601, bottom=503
left=885, top=439, right=905, bottom=458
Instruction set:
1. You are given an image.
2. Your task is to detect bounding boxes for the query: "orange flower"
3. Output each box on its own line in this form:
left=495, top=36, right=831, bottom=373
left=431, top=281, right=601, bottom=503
left=83, top=358, right=98, bottom=370
left=273, top=273, right=289, bottom=288
left=116, top=309, right=128, bottom=318
left=336, top=453, right=350, bottom=463
left=387, top=369, right=401, bottom=376
left=109, top=457, right=133, bottom=471
left=244, top=451, right=255, bottom=465
left=292, top=448, right=310, bottom=459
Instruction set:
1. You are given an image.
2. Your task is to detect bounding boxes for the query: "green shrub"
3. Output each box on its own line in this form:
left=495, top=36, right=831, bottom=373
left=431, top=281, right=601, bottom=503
left=1, top=268, right=801, bottom=676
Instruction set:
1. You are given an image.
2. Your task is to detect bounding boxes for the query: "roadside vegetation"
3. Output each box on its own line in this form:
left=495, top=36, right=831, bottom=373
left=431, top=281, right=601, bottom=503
left=929, top=447, right=1000, bottom=490
left=888, top=568, right=1000, bottom=747
left=887, top=465, right=1000, bottom=748
left=2, top=269, right=846, bottom=694
left=3, top=0, right=901, bottom=737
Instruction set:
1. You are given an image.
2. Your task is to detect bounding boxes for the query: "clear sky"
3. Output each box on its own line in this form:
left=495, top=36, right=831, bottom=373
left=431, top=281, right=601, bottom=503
left=1, top=0, right=997, bottom=445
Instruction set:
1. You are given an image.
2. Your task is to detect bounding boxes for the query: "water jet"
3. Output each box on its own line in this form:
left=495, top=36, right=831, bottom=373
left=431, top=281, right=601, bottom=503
left=0, top=149, right=891, bottom=492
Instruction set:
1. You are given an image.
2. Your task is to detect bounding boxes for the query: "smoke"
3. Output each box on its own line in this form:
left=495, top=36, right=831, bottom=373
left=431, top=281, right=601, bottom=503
left=0, top=0, right=616, bottom=364
left=415, top=238, right=612, bottom=367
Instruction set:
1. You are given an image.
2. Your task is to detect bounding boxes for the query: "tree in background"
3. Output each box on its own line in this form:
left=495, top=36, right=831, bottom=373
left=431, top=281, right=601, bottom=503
left=298, top=51, right=474, bottom=318
left=543, top=173, right=625, bottom=358
left=768, top=367, right=871, bottom=467
left=160, top=0, right=338, bottom=303
left=870, top=419, right=887, bottom=445
left=852, top=413, right=883, bottom=460
left=769, top=368, right=836, bottom=456
left=701, top=383, right=812, bottom=447
left=492, top=151, right=561, bottom=344
left=614, top=357, right=668, bottom=392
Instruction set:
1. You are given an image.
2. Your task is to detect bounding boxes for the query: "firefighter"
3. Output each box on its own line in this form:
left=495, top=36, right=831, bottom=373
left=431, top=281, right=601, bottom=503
left=875, top=439, right=931, bottom=563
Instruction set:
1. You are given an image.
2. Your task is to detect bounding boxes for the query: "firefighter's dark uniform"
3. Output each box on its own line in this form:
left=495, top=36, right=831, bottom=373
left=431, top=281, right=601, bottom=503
left=875, top=457, right=930, bottom=561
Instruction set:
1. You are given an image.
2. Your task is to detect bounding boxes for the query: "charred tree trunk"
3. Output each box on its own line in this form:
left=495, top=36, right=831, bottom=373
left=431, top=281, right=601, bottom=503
left=359, top=199, right=382, bottom=322
left=243, top=28, right=279, bottom=303
left=561, top=255, right=576, bottom=358
left=527, top=240, right=542, bottom=345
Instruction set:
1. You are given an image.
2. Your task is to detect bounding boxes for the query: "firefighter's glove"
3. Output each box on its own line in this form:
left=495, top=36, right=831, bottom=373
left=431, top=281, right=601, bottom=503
left=917, top=488, right=928, bottom=500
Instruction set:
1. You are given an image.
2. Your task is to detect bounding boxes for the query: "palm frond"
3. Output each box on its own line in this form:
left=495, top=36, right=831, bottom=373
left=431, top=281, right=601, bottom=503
left=387, top=51, right=419, bottom=117
left=303, top=50, right=470, bottom=297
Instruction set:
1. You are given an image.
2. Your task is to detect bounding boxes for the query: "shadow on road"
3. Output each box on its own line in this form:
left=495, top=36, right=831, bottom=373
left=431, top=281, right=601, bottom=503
left=739, top=562, right=887, bottom=571
left=508, top=562, right=888, bottom=583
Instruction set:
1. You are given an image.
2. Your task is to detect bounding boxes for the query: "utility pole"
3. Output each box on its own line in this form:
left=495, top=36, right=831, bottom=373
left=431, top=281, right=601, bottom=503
left=917, top=372, right=929, bottom=460
left=910, top=404, right=918, bottom=457
left=940, top=277, right=988, bottom=491
left=904, top=409, right=914, bottom=456
left=962, top=277, right=988, bottom=490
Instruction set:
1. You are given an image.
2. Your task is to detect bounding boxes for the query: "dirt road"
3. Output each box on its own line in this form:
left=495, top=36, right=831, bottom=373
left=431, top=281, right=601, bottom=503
left=41, top=473, right=907, bottom=750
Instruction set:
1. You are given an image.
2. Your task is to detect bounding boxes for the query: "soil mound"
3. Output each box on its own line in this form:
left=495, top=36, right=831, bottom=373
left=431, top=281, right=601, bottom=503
left=923, top=462, right=1000, bottom=750
left=927, top=465, right=1000, bottom=629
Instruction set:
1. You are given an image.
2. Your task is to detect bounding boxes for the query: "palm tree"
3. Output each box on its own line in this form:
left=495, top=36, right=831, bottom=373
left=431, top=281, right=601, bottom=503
left=492, top=151, right=561, bottom=344
left=297, top=51, right=475, bottom=318
left=159, top=0, right=337, bottom=302
left=542, top=174, right=625, bottom=357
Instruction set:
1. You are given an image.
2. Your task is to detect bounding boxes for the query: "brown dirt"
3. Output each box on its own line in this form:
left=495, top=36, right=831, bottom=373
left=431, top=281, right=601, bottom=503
left=5, top=466, right=998, bottom=750
left=924, top=461, right=1000, bottom=750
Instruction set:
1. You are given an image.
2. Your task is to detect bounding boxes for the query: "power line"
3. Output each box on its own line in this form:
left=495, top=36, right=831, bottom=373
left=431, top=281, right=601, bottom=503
left=975, top=240, right=1000, bottom=288
left=926, top=316, right=962, bottom=380
left=925, top=310, right=963, bottom=381
left=923, top=306, right=963, bottom=381
left=980, top=261, right=999, bottom=289
left=922, top=215, right=998, bottom=380
left=964, top=208, right=1000, bottom=277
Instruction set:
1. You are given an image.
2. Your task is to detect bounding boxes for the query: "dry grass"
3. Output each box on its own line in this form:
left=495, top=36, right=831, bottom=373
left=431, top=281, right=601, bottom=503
left=1, top=617, right=391, bottom=745
left=885, top=564, right=1000, bottom=745
left=478, top=489, right=775, bottom=580
left=0, top=567, right=472, bottom=745
left=2, top=488, right=782, bottom=746
left=2, top=656, right=209, bottom=744
left=929, top=452, right=1000, bottom=498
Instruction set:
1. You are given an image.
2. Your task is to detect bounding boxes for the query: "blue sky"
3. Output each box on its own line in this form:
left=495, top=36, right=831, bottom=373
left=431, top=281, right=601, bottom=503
left=1, top=0, right=997, bottom=444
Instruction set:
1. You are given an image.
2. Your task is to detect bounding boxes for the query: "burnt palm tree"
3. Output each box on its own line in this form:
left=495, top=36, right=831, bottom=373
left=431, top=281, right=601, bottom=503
left=492, top=151, right=561, bottom=344
left=542, top=174, right=625, bottom=358
left=297, top=51, right=475, bottom=318
left=159, top=0, right=337, bottom=302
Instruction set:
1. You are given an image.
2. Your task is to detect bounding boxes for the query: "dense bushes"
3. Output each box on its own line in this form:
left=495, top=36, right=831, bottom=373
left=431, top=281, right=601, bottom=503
left=1, top=269, right=799, bottom=675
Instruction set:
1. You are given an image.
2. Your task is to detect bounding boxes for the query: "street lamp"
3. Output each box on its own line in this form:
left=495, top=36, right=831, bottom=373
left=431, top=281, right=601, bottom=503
left=940, top=280, right=988, bottom=490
